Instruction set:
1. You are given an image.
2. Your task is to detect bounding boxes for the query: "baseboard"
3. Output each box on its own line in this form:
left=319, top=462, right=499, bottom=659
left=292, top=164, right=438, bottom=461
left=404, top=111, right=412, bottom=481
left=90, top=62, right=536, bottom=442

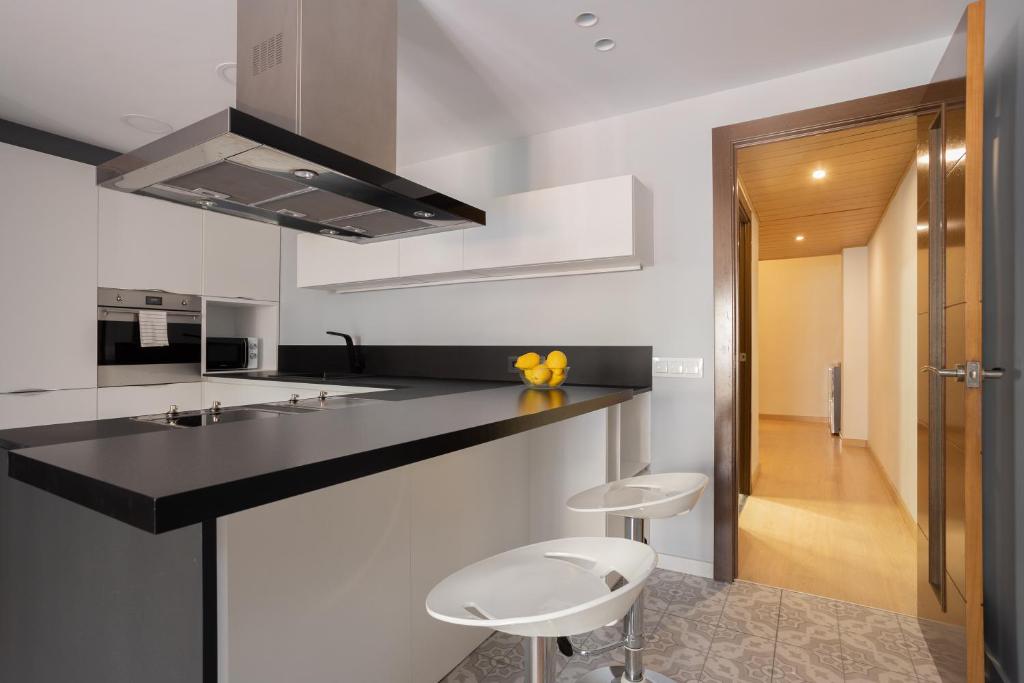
left=760, top=414, right=829, bottom=423
left=841, top=437, right=868, bottom=448
left=866, top=443, right=916, bottom=528
left=657, top=553, right=714, bottom=579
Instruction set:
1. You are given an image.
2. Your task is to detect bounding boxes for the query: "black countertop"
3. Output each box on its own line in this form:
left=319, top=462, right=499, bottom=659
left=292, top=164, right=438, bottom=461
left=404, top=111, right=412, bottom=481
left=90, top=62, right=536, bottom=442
left=6, top=383, right=636, bottom=534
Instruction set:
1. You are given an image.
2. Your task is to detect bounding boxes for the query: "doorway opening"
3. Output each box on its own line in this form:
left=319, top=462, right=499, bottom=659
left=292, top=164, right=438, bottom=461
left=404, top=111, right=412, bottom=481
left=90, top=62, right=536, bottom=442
left=733, top=117, right=922, bottom=614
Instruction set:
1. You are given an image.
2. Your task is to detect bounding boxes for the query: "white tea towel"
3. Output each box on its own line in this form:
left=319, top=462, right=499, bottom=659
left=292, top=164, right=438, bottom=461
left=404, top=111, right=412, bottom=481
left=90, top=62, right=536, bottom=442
left=138, top=310, right=169, bottom=347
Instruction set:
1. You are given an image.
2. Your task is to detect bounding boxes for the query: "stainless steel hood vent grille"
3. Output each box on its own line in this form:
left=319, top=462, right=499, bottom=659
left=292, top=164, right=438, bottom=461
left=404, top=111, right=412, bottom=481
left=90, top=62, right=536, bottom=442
left=96, top=109, right=485, bottom=242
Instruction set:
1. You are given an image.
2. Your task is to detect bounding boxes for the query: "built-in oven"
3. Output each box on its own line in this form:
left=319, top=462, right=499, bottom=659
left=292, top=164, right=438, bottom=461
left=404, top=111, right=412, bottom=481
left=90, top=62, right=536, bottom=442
left=205, top=337, right=261, bottom=371
left=97, top=288, right=202, bottom=387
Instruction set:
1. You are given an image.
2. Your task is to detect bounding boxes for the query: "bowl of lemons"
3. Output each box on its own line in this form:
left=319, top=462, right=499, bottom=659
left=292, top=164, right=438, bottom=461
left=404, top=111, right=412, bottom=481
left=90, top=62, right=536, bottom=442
left=515, top=350, right=569, bottom=389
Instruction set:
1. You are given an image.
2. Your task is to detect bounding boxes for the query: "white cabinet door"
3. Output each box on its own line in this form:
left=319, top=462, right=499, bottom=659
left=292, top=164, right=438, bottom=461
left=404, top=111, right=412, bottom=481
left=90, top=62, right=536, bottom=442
left=98, top=189, right=203, bottom=294
left=97, top=383, right=203, bottom=419
left=296, top=233, right=399, bottom=286
left=398, top=230, right=464, bottom=278
left=0, top=143, right=97, bottom=394
left=0, top=389, right=97, bottom=430
left=203, top=213, right=280, bottom=301
left=463, top=175, right=637, bottom=270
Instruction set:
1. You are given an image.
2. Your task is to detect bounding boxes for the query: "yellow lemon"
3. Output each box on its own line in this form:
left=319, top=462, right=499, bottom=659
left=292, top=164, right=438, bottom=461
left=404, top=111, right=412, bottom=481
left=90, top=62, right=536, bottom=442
left=546, top=350, right=568, bottom=370
left=515, top=352, right=541, bottom=370
left=548, top=371, right=565, bottom=387
left=525, top=365, right=552, bottom=385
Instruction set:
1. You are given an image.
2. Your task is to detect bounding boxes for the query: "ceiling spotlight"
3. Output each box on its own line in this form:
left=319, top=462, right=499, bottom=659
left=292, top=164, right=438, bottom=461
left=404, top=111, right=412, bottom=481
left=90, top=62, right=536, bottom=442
left=293, top=169, right=318, bottom=180
left=215, top=62, right=237, bottom=85
left=413, top=210, right=435, bottom=219
left=795, top=235, right=806, bottom=242
left=319, top=228, right=341, bottom=236
left=811, top=169, right=827, bottom=180
left=197, top=200, right=215, bottom=209
left=120, top=114, right=174, bottom=135
left=575, top=12, right=599, bottom=27
left=594, top=38, right=616, bottom=52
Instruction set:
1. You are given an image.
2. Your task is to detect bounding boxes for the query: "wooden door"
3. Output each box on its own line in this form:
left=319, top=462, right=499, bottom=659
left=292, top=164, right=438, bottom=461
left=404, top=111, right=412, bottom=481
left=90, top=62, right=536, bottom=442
left=736, top=202, right=753, bottom=496
left=917, top=3, right=988, bottom=681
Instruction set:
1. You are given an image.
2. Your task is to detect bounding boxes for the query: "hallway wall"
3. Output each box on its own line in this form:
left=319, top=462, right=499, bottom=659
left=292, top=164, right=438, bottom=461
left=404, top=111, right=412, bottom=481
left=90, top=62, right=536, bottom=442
left=842, top=247, right=870, bottom=440
left=758, top=255, right=843, bottom=419
left=867, top=164, right=918, bottom=519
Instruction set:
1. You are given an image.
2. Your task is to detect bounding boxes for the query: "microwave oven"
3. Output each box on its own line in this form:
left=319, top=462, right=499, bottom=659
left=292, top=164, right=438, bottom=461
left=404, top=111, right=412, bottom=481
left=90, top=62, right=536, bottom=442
left=206, top=337, right=261, bottom=371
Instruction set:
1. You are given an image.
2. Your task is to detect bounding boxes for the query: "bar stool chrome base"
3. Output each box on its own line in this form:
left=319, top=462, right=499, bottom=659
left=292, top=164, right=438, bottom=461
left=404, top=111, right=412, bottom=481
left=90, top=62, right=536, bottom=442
left=577, top=666, right=676, bottom=683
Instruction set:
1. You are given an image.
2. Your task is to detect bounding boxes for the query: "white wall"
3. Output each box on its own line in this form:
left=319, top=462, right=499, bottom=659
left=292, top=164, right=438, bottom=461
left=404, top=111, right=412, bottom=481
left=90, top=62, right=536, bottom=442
left=278, top=39, right=946, bottom=563
left=842, top=247, right=870, bottom=440
left=867, top=164, right=918, bottom=518
left=758, top=255, right=843, bottom=419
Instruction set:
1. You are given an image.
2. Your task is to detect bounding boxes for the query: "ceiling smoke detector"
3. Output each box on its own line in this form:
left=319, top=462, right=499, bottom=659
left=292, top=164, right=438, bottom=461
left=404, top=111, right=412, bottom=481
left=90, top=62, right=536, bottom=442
left=120, top=114, right=174, bottom=135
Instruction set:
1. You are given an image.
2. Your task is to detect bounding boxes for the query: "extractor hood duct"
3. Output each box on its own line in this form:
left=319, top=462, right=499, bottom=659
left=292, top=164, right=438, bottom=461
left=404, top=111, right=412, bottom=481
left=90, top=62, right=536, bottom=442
left=96, top=0, right=484, bottom=243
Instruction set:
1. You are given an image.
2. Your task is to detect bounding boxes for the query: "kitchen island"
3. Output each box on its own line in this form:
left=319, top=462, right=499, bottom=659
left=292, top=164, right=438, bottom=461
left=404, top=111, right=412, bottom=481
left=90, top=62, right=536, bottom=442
left=1, top=377, right=650, bottom=683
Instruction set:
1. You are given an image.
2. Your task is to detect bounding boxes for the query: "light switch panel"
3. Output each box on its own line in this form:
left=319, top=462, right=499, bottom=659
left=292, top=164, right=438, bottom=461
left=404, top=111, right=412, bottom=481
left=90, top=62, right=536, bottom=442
left=653, top=357, right=703, bottom=378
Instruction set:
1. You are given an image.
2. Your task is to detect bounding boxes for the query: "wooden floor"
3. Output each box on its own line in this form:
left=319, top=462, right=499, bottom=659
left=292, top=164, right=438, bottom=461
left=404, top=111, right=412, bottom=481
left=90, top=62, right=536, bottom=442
left=739, top=418, right=919, bottom=615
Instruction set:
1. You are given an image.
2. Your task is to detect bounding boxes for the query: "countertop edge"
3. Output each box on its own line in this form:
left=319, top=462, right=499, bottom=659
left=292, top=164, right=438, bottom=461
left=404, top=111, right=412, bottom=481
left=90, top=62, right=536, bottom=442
left=10, top=387, right=635, bottom=534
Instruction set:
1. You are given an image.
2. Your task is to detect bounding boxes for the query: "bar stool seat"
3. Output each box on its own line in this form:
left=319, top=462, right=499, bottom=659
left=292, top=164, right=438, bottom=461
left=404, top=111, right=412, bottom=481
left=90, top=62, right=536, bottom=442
left=565, top=473, right=708, bottom=683
left=567, top=472, right=709, bottom=520
left=426, top=537, right=656, bottom=682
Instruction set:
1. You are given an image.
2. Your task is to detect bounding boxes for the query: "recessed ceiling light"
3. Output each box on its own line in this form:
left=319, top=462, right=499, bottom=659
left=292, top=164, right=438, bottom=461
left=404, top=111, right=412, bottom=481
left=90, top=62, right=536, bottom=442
left=293, top=169, right=318, bottom=180
left=216, top=62, right=237, bottom=85
left=811, top=169, right=827, bottom=180
left=413, top=210, right=435, bottom=219
left=319, top=228, right=341, bottom=236
left=594, top=38, right=616, bottom=52
left=795, top=235, right=806, bottom=242
left=575, top=12, right=599, bottom=27
left=120, top=114, right=174, bottom=135
left=197, top=200, right=215, bottom=209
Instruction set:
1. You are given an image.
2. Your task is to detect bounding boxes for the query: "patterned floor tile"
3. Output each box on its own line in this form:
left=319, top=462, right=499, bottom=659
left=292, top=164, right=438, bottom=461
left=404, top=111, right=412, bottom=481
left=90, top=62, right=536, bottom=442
left=720, top=582, right=781, bottom=639
left=443, top=636, right=527, bottom=683
left=701, top=653, right=773, bottom=682
left=837, top=603, right=915, bottom=676
left=556, top=648, right=622, bottom=683
left=770, top=641, right=843, bottom=682
left=842, top=659, right=923, bottom=682
left=708, top=626, right=775, bottom=671
left=898, top=616, right=966, bottom=683
left=776, top=591, right=841, bottom=656
left=659, top=573, right=733, bottom=625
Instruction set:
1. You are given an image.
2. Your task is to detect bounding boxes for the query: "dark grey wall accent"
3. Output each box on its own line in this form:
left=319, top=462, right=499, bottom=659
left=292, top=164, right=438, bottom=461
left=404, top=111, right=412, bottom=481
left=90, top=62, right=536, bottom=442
left=0, top=117, right=118, bottom=166
left=278, top=344, right=653, bottom=388
left=0, top=450, right=204, bottom=683
left=982, top=0, right=1024, bottom=679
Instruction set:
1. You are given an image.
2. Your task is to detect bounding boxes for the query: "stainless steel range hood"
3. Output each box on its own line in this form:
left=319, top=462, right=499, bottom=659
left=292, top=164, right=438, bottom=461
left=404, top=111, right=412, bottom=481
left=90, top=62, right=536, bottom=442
left=96, top=0, right=484, bottom=243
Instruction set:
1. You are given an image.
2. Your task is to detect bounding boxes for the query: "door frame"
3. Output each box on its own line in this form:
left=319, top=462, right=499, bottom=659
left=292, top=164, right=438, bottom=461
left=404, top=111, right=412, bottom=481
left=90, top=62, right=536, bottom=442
left=712, top=79, right=968, bottom=580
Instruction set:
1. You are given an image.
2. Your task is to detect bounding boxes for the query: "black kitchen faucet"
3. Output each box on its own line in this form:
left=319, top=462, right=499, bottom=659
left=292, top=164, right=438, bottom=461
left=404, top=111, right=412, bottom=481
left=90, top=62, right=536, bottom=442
left=325, top=331, right=366, bottom=374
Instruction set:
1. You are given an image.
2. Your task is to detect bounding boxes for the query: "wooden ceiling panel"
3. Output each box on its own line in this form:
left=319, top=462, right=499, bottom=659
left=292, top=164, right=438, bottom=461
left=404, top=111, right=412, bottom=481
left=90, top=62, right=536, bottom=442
left=738, top=116, right=918, bottom=261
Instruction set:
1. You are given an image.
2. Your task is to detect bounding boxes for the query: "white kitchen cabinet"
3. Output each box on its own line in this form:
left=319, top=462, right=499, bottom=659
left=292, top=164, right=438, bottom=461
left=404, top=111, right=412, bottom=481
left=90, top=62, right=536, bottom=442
left=203, top=212, right=280, bottom=301
left=0, top=143, right=97, bottom=394
left=398, top=230, right=464, bottom=278
left=294, top=175, right=652, bottom=292
left=464, top=175, right=647, bottom=270
left=98, top=189, right=203, bottom=294
left=97, top=383, right=203, bottom=419
left=296, top=233, right=399, bottom=287
left=0, top=389, right=97, bottom=430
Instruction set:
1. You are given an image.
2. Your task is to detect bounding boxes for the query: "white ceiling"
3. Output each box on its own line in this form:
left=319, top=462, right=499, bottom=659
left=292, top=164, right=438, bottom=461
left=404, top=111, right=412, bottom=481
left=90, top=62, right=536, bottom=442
left=0, top=1, right=968, bottom=166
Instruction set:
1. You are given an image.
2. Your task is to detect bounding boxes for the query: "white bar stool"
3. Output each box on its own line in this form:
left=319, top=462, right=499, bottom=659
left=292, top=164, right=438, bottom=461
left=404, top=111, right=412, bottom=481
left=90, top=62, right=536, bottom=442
left=426, top=537, right=657, bottom=683
left=565, top=472, right=709, bottom=683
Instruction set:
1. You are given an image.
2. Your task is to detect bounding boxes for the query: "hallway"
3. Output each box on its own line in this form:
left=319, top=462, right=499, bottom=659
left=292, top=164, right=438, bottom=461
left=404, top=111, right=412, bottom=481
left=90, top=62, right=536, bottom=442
left=738, top=418, right=918, bottom=615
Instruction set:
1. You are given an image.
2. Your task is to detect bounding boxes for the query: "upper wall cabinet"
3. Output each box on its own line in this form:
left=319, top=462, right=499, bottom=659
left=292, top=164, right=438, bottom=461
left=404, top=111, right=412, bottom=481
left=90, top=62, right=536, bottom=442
left=464, top=175, right=649, bottom=270
left=0, top=143, right=97, bottom=393
left=296, top=234, right=399, bottom=287
left=203, top=212, right=280, bottom=301
left=294, top=175, right=652, bottom=292
left=98, top=189, right=203, bottom=294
